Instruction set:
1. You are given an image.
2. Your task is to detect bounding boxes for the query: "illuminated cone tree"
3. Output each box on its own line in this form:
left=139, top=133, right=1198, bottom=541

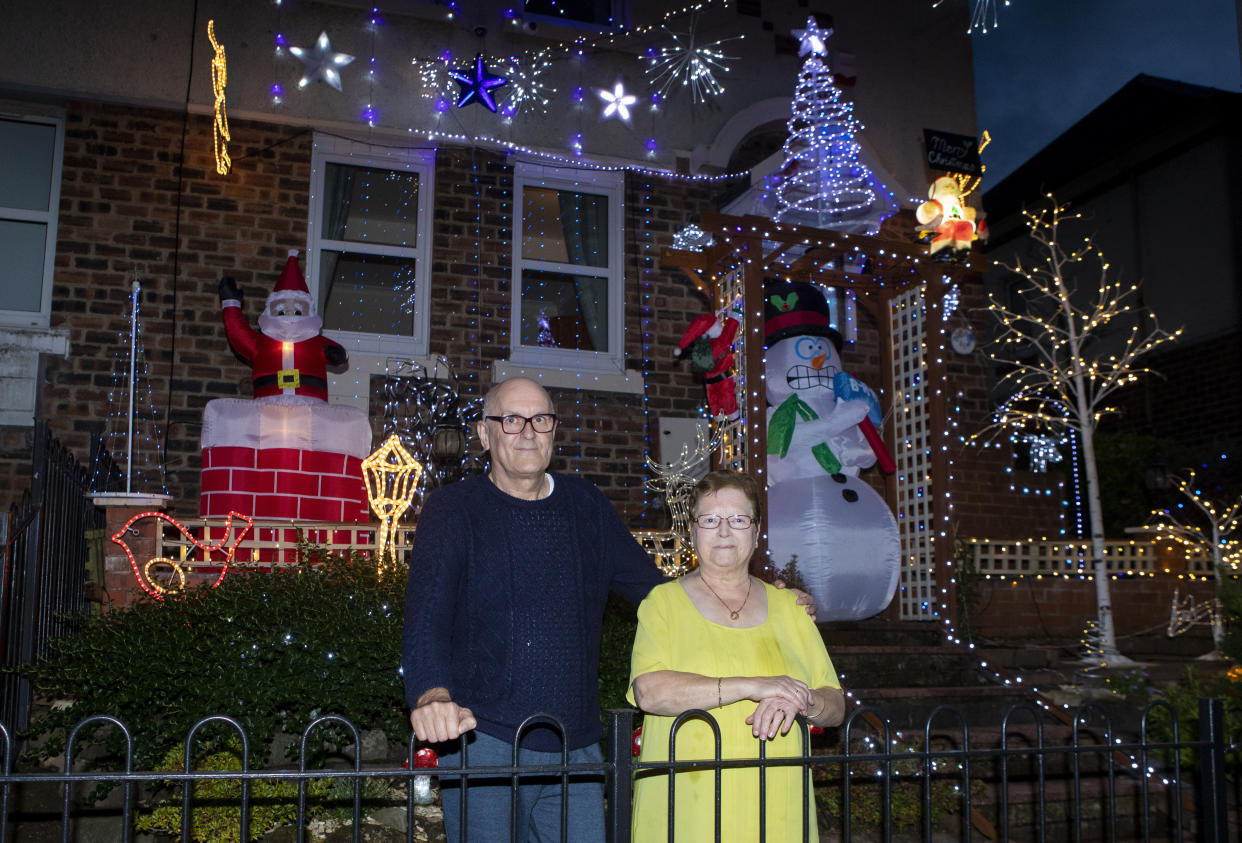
left=978, top=198, right=1181, bottom=664
left=773, top=19, right=894, bottom=234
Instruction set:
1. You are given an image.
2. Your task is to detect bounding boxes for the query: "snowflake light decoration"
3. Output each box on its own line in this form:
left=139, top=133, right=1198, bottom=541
left=598, top=82, right=637, bottom=122
left=643, top=18, right=742, bottom=105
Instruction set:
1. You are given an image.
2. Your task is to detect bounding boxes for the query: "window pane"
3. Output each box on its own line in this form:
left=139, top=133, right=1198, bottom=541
left=521, top=186, right=608, bottom=268
left=523, top=0, right=615, bottom=27
left=0, top=119, right=55, bottom=212
left=0, top=219, right=47, bottom=312
left=318, top=251, right=417, bottom=335
left=321, top=163, right=419, bottom=248
left=519, top=268, right=608, bottom=352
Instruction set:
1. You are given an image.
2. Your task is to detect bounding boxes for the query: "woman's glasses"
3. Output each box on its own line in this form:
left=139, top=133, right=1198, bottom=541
left=693, top=514, right=755, bottom=530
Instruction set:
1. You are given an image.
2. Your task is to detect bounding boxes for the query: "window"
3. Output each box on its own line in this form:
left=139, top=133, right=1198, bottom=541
left=0, top=108, right=64, bottom=328
left=307, top=137, right=434, bottom=363
left=521, top=0, right=622, bottom=29
left=509, top=162, right=625, bottom=377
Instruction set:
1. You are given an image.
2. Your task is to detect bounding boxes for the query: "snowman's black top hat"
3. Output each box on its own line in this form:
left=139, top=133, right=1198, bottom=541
left=763, top=279, right=844, bottom=351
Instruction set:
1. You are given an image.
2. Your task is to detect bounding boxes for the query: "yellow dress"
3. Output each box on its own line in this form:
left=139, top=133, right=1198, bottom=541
left=627, top=580, right=840, bottom=842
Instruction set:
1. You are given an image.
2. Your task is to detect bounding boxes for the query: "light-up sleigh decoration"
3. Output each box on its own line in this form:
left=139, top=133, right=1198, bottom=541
left=111, top=510, right=254, bottom=598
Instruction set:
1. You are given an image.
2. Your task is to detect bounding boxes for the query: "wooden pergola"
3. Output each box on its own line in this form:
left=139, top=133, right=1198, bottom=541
left=661, top=212, right=985, bottom=624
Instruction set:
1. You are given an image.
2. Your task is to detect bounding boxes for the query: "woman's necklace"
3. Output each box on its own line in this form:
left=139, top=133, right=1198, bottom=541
left=699, top=574, right=753, bottom=621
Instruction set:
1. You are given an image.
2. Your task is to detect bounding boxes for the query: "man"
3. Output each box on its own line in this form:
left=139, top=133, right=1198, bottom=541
left=402, top=376, right=812, bottom=841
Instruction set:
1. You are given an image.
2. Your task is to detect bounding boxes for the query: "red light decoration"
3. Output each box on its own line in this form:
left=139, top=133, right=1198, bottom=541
left=111, top=510, right=254, bottom=598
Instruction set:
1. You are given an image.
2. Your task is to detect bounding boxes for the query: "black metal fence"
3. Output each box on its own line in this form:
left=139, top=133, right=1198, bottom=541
left=1, top=700, right=1237, bottom=842
left=0, top=422, right=102, bottom=732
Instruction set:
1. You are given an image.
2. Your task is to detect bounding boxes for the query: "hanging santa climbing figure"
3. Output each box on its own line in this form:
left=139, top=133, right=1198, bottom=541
left=674, top=312, right=740, bottom=420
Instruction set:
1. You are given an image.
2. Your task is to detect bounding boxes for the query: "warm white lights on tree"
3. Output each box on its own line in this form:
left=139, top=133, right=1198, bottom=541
left=772, top=20, right=894, bottom=235
left=977, top=197, right=1182, bottom=663
left=1140, top=469, right=1240, bottom=651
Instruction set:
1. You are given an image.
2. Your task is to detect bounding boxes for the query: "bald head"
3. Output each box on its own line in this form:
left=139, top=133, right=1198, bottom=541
left=482, top=377, right=554, bottom=419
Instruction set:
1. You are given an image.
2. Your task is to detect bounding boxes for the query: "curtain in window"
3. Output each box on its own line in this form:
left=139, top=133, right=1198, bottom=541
left=556, top=190, right=608, bottom=352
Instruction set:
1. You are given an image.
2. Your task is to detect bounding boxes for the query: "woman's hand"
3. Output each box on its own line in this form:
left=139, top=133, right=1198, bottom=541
left=743, top=675, right=811, bottom=739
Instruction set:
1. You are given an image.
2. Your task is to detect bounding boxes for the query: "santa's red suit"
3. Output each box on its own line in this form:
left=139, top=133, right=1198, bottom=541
left=675, top=313, right=740, bottom=419
left=220, top=252, right=345, bottom=402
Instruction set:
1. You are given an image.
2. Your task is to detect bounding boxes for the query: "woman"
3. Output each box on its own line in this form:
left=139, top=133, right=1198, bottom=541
left=628, top=470, right=845, bottom=841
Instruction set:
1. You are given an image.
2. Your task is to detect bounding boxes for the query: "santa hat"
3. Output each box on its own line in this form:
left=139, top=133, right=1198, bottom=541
left=272, top=250, right=310, bottom=297
left=673, top=313, right=724, bottom=358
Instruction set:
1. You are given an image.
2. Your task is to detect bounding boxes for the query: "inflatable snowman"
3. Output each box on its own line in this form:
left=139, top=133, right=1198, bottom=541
left=763, top=280, right=900, bottom=621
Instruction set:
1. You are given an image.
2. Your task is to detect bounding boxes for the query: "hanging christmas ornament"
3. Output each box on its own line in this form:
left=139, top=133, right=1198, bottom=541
left=643, top=16, right=741, bottom=105
left=451, top=53, right=508, bottom=111
left=289, top=31, right=355, bottom=91
left=597, top=81, right=637, bottom=122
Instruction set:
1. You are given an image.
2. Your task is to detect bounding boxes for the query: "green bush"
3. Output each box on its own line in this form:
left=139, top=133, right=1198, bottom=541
left=24, top=550, right=408, bottom=774
left=599, top=594, right=639, bottom=712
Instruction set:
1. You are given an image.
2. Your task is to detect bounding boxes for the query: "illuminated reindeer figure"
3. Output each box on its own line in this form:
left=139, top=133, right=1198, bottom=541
left=635, top=424, right=724, bottom=577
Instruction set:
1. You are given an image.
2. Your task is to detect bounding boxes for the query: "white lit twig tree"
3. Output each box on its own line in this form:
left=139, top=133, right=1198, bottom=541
left=1142, top=469, right=1241, bottom=651
left=978, top=197, right=1181, bottom=663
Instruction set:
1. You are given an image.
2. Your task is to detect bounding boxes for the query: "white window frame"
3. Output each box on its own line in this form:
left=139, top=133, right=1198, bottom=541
left=306, top=135, right=435, bottom=364
left=0, top=105, right=64, bottom=329
left=506, top=161, right=627, bottom=379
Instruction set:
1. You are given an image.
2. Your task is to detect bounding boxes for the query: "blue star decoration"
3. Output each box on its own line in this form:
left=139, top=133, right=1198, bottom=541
left=451, top=53, right=509, bottom=112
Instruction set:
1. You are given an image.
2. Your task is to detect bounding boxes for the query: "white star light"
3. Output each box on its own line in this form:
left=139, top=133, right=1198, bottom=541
left=289, top=31, right=355, bottom=91
left=793, top=16, right=832, bottom=57
left=598, top=82, right=637, bottom=121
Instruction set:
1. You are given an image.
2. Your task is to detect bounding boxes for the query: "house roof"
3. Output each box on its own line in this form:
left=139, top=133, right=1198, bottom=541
left=981, top=74, right=1242, bottom=245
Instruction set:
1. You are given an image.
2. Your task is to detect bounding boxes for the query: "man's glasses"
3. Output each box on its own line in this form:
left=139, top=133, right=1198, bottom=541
left=693, top=514, right=755, bottom=530
left=485, top=413, right=558, bottom=435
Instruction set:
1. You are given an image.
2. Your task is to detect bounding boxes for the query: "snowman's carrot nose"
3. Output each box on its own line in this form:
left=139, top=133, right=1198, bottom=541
left=811, top=353, right=828, bottom=369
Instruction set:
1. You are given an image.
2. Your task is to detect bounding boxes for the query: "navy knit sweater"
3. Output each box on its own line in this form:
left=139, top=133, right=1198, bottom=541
left=401, top=473, right=663, bottom=751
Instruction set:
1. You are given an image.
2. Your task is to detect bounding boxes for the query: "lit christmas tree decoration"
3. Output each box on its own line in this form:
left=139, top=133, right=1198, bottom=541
left=772, top=22, right=895, bottom=234
left=975, top=197, right=1183, bottom=663
left=95, top=273, right=167, bottom=496
left=289, top=31, right=355, bottom=91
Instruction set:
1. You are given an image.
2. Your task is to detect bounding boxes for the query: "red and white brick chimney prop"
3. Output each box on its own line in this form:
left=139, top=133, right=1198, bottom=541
left=201, top=251, right=372, bottom=525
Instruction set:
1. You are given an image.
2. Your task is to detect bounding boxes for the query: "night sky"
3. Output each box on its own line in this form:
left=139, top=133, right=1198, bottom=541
left=971, top=0, right=1241, bottom=183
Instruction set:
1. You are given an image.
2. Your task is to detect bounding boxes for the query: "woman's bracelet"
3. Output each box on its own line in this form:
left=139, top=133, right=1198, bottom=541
left=717, top=677, right=722, bottom=709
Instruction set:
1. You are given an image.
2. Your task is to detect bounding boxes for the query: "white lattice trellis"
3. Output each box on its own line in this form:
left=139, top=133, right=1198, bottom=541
left=715, top=267, right=748, bottom=472
left=890, top=285, right=936, bottom=619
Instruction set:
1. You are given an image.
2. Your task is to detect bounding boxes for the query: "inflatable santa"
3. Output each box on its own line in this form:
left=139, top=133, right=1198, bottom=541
left=200, top=251, right=373, bottom=526
left=763, top=280, right=900, bottom=621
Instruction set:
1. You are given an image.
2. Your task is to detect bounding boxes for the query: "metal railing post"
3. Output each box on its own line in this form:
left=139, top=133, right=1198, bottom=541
left=1197, top=697, right=1227, bottom=843
left=606, top=709, right=633, bottom=843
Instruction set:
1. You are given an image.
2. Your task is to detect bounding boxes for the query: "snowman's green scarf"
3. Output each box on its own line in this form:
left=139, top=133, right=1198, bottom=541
left=767, top=393, right=842, bottom=475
